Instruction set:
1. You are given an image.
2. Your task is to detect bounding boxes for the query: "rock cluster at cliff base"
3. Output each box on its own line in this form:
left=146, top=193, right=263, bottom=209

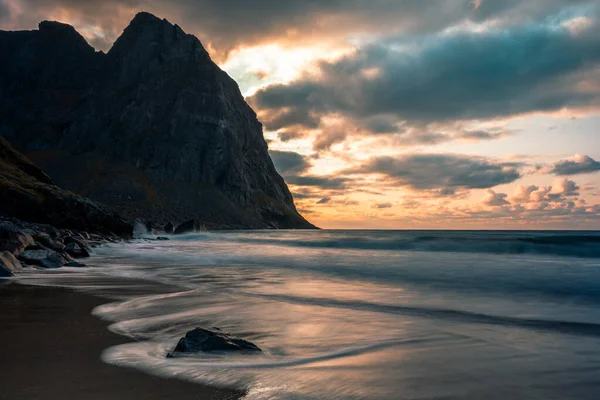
left=168, top=327, right=262, bottom=357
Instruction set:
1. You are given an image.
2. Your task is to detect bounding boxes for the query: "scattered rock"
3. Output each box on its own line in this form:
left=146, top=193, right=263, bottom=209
left=164, top=222, right=175, bottom=234
left=64, top=242, right=90, bottom=258
left=18, top=249, right=66, bottom=268
left=156, top=237, right=170, bottom=241
left=0, top=251, right=22, bottom=277
left=34, top=237, right=65, bottom=252
left=0, top=223, right=34, bottom=256
left=168, top=327, right=261, bottom=357
left=174, top=220, right=204, bottom=235
left=39, top=253, right=65, bottom=269
left=19, top=249, right=55, bottom=264
left=34, top=224, right=61, bottom=238
left=64, top=236, right=89, bottom=249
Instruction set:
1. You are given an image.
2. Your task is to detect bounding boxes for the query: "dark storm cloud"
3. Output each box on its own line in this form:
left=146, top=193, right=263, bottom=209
left=3, top=0, right=592, bottom=56
left=348, top=154, right=521, bottom=191
left=268, top=149, right=351, bottom=190
left=316, top=197, right=332, bottom=204
left=252, top=9, right=600, bottom=127
left=550, top=155, right=600, bottom=176
left=269, top=150, right=311, bottom=175
left=262, top=108, right=320, bottom=131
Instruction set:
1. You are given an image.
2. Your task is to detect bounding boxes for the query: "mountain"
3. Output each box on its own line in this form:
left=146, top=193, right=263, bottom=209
left=0, top=13, right=315, bottom=229
left=0, top=136, right=133, bottom=236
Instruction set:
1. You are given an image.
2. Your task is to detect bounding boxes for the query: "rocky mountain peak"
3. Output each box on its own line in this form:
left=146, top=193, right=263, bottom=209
left=37, top=20, right=95, bottom=52
left=107, top=12, right=209, bottom=85
left=0, top=14, right=315, bottom=229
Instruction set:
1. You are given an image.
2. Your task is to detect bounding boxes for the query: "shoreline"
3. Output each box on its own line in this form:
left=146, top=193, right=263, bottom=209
left=0, top=281, right=244, bottom=400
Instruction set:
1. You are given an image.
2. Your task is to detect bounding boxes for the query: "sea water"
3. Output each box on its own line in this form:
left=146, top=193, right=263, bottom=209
left=17, top=230, right=600, bottom=399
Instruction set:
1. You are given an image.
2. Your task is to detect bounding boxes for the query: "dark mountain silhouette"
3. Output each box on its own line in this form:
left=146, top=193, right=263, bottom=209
left=0, top=12, right=315, bottom=229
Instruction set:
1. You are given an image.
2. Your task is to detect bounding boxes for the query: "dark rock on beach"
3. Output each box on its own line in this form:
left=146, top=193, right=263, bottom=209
left=64, top=236, right=90, bottom=249
left=0, top=217, right=110, bottom=273
left=0, top=13, right=315, bottom=230
left=0, top=224, right=34, bottom=256
left=35, top=235, right=66, bottom=252
left=39, top=253, right=66, bottom=269
left=169, top=327, right=261, bottom=357
left=18, top=249, right=65, bottom=268
left=64, top=242, right=91, bottom=258
left=0, top=251, right=21, bottom=276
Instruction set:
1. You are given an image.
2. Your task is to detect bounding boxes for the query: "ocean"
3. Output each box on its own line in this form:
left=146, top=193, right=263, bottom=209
left=16, top=230, right=600, bottom=399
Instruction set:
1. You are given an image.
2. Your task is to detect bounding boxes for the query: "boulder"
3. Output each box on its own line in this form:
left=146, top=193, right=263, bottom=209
left=34, top=236, right=65, bottom=252
left=163, top=222, right=175, bottom=234
left=174, top=220, right=204, bottom=235
left=0, top=223, right=34, bottom=255
left=0, top=251, right=22, bottom=277
left=18, top=249, right=65, bottom=268
left=64, top=236, right=89, bottom=249
left=156, top=237, right=170, bottom=241
left=18, top=249, right=54, bottom=264
left=168, top=327, right=261, bottom=357
left=39, top=253, right=64, bottom=269
left=64, top=242, right=90, bottom=258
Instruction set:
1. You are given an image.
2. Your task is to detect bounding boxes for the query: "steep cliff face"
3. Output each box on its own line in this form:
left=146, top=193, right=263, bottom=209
left=0, top=13, right=315, bottom=229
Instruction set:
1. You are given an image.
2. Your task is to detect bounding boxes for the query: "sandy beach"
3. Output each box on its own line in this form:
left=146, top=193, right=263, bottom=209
left=0, top=282, right=244, bottom=400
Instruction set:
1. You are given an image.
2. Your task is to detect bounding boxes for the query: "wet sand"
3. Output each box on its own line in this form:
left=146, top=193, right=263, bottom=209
left=0, top=282, right=244, bottom=400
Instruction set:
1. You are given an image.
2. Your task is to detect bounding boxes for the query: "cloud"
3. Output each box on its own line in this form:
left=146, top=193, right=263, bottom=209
left=372, top=202, right=393, bottom=209
left=3, top=1, right=592, bottom=59
left=347, top=154, right=521, bottom=191
left=251, top=9, right=600, bottom=133
left=269, top=150, right=311, bottom=175
left=316, top=196, right=332, bottom=204
left=556, top=177, right=580, bottom=196
left=550, top=154, right=600, bottom=175
left=456, top=129, right=512, bottom=141
left=482, top=189, right=509, bottom=206
left=313, top=130, right=348, bottom=151
left=277, top=130, right=304, bottom=142
left=286, top=175, right=349, bottom=189
left=269, top=151, right=352, bottom=190
left=510, top=178, right=581, bottom=205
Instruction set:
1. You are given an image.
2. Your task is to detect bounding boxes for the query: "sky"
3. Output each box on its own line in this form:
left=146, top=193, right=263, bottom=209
left=2, top=0, right=600, bottom=229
